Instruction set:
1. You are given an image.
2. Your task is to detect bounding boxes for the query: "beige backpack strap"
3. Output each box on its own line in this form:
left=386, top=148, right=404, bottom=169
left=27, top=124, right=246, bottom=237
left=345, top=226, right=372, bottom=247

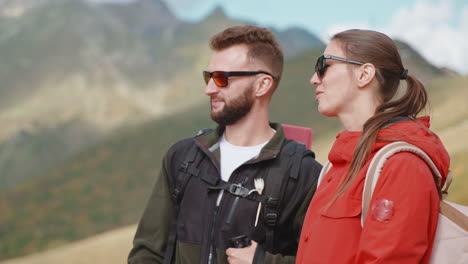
left=317, top=161, right=332, bottom=187
left=362, top=141, right=442, bottom=226
left=441, top=171, right=453, bottom=199
left=440, top=201, right=468, bottom=232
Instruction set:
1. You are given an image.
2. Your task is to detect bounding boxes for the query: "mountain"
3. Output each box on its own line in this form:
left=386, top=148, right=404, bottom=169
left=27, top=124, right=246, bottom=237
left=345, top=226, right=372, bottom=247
left=395, top=40, right=447, bottom=82
left=275, top=27, right=324, bottom=57
left=0, top=0, right=324, bottom=189
left=0, top=0, right=185, bottom=188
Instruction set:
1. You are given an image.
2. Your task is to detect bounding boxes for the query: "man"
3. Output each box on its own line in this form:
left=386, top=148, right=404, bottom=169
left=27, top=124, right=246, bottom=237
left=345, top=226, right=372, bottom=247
left=128, top=25, right=321, bottom=264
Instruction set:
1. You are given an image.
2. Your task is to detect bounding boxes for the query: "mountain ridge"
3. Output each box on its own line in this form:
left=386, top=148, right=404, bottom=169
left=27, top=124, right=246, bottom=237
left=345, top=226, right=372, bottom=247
left=0, top=0, right=325, bottom=189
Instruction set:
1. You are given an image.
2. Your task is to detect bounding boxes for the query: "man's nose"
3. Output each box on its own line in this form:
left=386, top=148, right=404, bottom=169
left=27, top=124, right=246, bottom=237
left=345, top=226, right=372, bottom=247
left=205, top=79, right=219, bottom=95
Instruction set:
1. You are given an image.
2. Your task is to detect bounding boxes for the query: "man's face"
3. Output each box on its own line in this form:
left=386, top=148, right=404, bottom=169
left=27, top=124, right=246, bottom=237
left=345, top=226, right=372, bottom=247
left=205, top=45, right=259, bottom=126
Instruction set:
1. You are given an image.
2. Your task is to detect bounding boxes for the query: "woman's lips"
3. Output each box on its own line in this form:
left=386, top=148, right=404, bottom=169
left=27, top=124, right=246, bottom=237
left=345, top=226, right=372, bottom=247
left=315, top=91, right=323, bottom=102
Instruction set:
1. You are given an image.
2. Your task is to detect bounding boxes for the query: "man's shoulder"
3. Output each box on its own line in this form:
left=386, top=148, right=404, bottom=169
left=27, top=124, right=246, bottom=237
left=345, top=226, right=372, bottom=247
left=280, top=140, right=322, bottom=175
left=280, top=139, right=314, bottom=158
left=167, top=128, right=213, bottom=155
left=168, top=137, right=195, bottom=155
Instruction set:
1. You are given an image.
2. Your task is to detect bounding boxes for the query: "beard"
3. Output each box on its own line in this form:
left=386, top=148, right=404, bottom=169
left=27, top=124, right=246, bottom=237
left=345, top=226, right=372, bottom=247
left=210, top=86, right=254, bottom=126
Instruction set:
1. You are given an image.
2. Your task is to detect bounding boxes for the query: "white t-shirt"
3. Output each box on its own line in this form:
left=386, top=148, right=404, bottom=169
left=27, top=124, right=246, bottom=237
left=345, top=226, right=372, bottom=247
left=219, top=133, right=269, bottom=182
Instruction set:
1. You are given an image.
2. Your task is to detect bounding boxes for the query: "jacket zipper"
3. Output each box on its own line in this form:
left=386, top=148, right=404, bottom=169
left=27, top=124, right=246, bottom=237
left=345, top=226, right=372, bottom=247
left=207, top=169, right=248, bottom=263
left=208, top=201, right=221, bottom=264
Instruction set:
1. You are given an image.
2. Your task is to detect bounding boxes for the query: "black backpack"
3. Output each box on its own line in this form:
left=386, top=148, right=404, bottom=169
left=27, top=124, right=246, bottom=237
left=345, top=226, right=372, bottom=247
left=163, top=133, right=309, bottom=264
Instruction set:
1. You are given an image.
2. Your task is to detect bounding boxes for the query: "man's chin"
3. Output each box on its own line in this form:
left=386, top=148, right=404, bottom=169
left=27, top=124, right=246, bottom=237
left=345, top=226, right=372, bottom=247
left=211, top=113, right=232, bottom=126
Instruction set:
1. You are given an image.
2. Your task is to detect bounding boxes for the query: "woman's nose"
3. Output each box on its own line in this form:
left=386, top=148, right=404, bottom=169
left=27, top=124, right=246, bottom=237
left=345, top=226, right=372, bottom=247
left=310, top=72, right=321, bottom=86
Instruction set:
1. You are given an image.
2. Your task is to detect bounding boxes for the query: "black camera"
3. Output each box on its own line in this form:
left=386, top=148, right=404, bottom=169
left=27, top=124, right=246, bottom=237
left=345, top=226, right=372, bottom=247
left=228, top=235, right=251, bottom=248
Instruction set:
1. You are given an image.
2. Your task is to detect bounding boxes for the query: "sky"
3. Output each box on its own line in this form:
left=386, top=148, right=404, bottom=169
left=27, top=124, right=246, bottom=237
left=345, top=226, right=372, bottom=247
left=99, top=0, right=468, bottom=74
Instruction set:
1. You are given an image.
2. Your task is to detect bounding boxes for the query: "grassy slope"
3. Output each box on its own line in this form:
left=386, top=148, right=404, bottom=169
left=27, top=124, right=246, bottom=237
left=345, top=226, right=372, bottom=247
left=0, top=225, right=137, bottom=264
left=0, top=102, right=213, bottom=259
left=425, top=75, right=468, bottom=204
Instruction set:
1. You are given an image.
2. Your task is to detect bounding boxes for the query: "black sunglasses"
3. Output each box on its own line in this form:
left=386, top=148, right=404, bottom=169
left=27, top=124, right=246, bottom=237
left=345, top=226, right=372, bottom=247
left=203, top=71, right=275, bottom=87
left=315, top=54, right=383, bottom=81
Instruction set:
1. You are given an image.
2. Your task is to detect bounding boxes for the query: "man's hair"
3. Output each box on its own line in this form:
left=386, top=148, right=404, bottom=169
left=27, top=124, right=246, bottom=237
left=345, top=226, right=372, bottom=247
left=210, top=25, right=284, bottom=90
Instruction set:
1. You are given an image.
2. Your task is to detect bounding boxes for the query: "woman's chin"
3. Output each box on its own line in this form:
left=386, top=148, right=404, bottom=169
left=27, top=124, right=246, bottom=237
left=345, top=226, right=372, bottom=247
left=318, top=106, right=336, bottom=117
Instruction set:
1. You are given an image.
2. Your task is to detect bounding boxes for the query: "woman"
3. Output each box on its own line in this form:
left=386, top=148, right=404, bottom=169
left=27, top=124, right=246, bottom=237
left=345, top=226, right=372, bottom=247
left=296, top=29, right=450, bottom=263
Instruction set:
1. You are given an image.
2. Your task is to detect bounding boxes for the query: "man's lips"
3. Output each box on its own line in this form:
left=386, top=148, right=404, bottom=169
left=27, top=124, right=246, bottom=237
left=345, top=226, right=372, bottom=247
left=211, top=98, right=224, bottom=108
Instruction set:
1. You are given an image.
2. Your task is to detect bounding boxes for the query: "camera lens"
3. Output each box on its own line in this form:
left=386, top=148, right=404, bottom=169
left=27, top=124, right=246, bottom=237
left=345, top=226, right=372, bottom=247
left=228, top=235, right=251, bottom=248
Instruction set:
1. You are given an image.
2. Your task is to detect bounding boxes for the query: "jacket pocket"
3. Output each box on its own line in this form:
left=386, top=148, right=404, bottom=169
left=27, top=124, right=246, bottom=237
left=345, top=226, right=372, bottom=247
left=320, top=195, right=362, bottom=219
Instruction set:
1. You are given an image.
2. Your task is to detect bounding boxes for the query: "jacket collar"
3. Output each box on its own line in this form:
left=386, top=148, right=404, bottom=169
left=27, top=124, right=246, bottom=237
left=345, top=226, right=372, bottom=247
left=195, top=122, right=286, bottom=160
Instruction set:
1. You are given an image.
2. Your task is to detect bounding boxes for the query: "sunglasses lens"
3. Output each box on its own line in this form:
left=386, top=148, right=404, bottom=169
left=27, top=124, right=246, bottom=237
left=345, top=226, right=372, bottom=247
left=203, top=71, right=211, bottom=84
left=212, top=71, right=228, bottom=87
left=315, top=56, right=327, bottom=78
left=314, top=59, right=321, bottom=77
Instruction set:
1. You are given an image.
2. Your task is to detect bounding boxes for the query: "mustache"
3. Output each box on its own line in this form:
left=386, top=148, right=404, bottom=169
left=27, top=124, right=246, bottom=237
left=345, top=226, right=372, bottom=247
left=210, top=96, right=224, bottom=102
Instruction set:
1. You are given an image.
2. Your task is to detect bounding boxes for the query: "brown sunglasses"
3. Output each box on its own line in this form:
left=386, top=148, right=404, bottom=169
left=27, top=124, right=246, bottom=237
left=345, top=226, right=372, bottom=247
left=203, top=70, right=275, bottom=87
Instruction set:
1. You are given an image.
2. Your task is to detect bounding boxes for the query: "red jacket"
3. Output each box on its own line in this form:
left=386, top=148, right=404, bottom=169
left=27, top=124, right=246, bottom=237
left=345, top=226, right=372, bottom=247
left=296, top=117, right=450, bottom=264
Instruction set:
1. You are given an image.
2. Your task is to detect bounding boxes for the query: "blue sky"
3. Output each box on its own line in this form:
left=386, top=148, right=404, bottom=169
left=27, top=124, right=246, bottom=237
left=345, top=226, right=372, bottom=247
left=97, top=0, right=468, bottom=73
left=164, top=0, right=465, bottom=33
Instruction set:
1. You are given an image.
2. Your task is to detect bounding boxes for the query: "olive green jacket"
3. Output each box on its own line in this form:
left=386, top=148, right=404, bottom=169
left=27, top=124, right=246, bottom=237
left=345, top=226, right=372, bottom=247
left=128, top=123, right=321, bottom=264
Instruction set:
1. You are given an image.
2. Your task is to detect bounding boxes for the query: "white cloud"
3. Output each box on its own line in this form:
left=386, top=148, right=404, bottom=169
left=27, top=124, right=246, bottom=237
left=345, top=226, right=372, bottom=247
left=384, top=0, right=468, bottom=73
left=86, top=0, right=135, bottom=3
left=161, top=0, right=206, bottom=9
left=320, top=0, right=468, bottom=74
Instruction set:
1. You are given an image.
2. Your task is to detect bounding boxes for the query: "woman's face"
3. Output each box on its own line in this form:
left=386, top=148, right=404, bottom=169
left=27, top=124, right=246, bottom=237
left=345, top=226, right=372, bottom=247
left=310, top=41, right=360, bottom=117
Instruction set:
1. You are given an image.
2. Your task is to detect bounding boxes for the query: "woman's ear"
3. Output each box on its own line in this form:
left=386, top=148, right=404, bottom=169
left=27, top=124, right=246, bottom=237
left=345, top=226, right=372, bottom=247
left=255, top=75, right=274, bottom=97
left=356, top=63, right=377, bottom=88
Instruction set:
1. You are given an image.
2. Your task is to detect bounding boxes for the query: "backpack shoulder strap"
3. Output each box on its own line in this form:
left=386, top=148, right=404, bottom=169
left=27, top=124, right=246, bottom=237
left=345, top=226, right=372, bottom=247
left=261, top=140, right=305, bottom=250
left=362, top=141, right=442, bottom=226
left=440, top=201, right=468, bottom=232
left=164, top=139, right=204, bottom=264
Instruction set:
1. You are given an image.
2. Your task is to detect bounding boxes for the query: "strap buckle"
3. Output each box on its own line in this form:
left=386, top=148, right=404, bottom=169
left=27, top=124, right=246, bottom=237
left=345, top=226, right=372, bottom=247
left=179, top=162, right=189, bottom=172
left=264, top=212, right=278, bottom=227
left=265, top=197, right=279, bottom=207
left=228, top=183, right=250, bottom=197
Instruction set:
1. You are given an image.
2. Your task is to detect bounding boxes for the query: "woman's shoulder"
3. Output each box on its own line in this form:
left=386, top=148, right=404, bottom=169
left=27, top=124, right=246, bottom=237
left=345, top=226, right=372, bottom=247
left=378, top=152, right=437, bottom=191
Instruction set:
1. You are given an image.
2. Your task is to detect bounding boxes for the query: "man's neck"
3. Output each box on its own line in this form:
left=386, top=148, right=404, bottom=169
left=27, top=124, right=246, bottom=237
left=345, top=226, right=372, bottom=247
left=223, top=111, right=274, bottom=146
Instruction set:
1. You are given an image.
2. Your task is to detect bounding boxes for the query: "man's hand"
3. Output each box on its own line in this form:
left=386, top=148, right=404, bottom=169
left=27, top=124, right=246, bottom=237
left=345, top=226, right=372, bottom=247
left=226, top=240, right=258, bottom=264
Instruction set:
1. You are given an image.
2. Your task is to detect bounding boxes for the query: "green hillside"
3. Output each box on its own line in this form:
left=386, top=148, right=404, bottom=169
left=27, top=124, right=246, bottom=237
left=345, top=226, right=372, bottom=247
left=0, top=103, right=213, bottom=259
left=0, top=120, right=101, bottom=188
left=450, top=150, right=468, bottom=205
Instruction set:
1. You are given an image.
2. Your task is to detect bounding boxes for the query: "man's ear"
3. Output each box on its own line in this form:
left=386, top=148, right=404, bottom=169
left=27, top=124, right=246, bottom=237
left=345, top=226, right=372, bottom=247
left=255, top=75, right=274, bottom=97
left=356, top=63, right=377, bottom=88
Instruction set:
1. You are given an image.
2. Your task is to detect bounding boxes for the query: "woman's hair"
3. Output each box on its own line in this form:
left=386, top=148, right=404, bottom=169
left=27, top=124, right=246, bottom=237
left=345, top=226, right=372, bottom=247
left=330, top=29, right=428, bottom=200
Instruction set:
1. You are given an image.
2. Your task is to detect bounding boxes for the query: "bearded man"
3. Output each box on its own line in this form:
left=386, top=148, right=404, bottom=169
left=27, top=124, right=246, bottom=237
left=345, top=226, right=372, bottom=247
left=128, top=25, right=321, bottom=264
